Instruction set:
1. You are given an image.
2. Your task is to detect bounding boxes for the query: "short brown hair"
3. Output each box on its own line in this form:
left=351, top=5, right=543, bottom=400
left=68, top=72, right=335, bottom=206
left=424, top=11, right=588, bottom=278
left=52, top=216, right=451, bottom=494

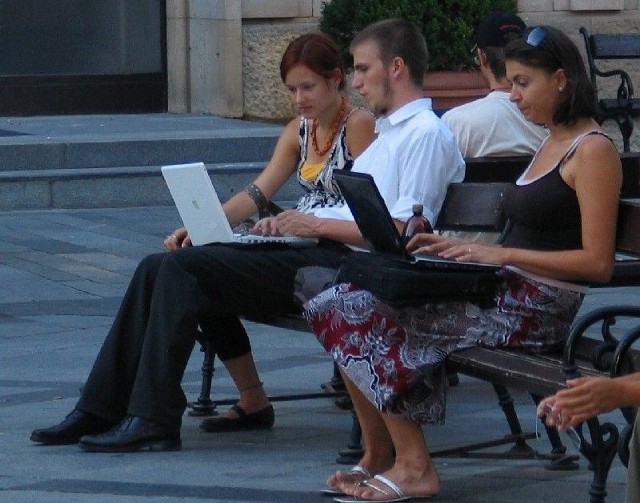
left=280, top=32, right=346, bottom=90
left=350, top=18, right=428, bottom=88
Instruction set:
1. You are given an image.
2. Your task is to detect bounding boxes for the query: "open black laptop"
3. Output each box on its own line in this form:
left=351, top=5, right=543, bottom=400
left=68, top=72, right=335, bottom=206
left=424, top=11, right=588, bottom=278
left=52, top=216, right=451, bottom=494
left=333, top=170, right=500, bottom=272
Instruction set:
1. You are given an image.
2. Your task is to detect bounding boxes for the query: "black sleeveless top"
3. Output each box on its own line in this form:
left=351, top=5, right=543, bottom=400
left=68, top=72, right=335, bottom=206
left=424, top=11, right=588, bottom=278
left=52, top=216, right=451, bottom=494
left=502, top=131, right=609, bottom=251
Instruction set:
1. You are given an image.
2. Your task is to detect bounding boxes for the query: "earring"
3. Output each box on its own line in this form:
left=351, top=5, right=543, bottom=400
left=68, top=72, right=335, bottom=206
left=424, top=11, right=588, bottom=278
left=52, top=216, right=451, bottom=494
left=558, top=86, right=564, bottom=91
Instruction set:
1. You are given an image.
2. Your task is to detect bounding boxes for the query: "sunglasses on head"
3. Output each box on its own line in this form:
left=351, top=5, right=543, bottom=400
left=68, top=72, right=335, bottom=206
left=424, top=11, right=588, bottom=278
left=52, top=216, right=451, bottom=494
left=470, top=44, right=480, bottom=67
left=524, top=26, right=550, bottom=48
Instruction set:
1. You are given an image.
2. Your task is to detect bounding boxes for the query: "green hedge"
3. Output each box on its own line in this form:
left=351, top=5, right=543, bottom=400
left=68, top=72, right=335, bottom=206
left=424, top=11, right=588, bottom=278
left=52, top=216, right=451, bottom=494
left=319, top=0, right=517, bottom=71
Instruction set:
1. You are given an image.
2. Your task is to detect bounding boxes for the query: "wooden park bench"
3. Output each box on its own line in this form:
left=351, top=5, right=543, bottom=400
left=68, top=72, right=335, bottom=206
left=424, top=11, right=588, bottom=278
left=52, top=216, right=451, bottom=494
left=580, top=27, right=640, bottom=152
left=443, top=198, right=640, bottom=503
left=191, top=153, right=640, bottom=503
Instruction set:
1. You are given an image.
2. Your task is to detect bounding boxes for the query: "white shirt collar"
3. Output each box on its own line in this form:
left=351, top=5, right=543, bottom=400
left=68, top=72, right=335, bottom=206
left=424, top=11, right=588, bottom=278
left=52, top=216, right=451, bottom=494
left=375, top=98, right=433, bottom=133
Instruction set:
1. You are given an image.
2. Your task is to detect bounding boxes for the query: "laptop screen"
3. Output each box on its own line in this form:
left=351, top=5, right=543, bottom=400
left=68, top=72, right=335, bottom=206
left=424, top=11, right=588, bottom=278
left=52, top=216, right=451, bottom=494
left=334, top=170, right=500, bottom=272
left=333, top=171, right=409, bottom=258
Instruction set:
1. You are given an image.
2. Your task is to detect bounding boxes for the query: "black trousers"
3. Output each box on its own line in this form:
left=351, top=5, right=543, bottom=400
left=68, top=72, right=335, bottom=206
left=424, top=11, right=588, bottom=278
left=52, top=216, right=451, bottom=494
left=75, top=241, right=347, bottom=428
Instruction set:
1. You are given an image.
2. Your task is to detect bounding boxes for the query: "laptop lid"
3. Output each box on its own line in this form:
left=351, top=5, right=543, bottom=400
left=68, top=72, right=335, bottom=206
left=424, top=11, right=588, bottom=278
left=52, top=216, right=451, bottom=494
left=161, top=162, right=234, bottom=246
left=161, top=162, right=319, bottom=248
left=333, top=171, right=410, bottom=258
left=334, top=170, right=500, bottom=272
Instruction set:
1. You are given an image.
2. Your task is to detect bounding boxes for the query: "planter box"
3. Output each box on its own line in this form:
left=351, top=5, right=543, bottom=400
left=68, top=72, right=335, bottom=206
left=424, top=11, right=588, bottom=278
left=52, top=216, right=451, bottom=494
left=423, top=70, right=490, bottom=111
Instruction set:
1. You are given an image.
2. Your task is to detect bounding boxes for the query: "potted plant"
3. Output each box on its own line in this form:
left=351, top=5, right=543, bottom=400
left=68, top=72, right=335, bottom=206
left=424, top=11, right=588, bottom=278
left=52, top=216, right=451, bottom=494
left=319, top=0, right=518, bottom=110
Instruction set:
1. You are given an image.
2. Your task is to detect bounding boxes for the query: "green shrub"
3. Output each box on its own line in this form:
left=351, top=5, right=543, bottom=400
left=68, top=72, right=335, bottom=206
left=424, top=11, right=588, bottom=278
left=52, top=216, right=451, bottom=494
left=319, top=0, right=517, bottom=71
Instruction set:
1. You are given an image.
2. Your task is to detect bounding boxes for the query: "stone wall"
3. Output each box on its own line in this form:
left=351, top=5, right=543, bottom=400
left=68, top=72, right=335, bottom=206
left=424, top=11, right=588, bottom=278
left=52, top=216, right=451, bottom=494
left=518, top=0, right=640, bottom=93
left=167, top=0, right=324, bottom=120
left=242, top=24, right=313, bottom=122
left=167, top=0, right=640, bottom=149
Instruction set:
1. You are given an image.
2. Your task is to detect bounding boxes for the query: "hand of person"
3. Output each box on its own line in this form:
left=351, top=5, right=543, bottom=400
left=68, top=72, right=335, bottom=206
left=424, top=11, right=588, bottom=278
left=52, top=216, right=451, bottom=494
left=537, top=376, right=619, bottom=430
left=251, top=216, right=281, bottom=236
left=407, top=234, right=502, bottom=264
left=275, top=209, right=319, bottom=237
left=164, top=227, right=191, bottom=250
left=406, top=233, right=466, bottom=254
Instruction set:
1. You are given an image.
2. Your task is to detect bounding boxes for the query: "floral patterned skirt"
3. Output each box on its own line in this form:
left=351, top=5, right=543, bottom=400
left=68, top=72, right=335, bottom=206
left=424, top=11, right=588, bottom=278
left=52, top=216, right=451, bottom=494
left=304, top=268, right=584, bottom=424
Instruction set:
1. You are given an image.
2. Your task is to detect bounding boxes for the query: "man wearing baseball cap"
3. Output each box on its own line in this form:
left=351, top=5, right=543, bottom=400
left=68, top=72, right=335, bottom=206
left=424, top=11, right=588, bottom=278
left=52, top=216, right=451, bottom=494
left=442, top=11, right=547, bottom=157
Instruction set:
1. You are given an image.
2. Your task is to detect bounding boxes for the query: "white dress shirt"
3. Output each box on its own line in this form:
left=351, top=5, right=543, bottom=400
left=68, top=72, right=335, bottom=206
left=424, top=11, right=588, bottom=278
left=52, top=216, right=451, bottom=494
left=314, top=98, right=465, bottom=227
left=442, top=91, right=548, bottom=158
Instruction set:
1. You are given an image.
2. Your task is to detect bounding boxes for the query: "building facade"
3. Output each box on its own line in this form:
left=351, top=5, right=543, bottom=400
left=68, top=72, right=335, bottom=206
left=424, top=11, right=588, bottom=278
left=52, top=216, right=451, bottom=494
left=0, top=0, right=167, bottom=115
left=167, top=0, right=640, bottom=122
left=1, top=1, right=638, bottom=121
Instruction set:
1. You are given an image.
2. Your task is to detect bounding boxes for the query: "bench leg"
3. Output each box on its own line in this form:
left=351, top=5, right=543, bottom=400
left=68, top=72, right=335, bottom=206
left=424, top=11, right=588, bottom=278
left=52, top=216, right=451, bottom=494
left=325, top=362, right=346, bottom=391
left=618, top=115, right=634, bottom=153
left=617, top=407, right=636, bottom=467
left=599, top=115, right=634, bottom=153
left=580, top=417, right=619, bottom=503
left=530, top=394, right=581, bottom=471
left=190, top=333, right=346, bottom=413
left=323, top=362, right=353, bottom=411
left=492, top=383, right=532, bottom=454
left=188, top=336, right=218, bottom=417
left=336, top=410, right=364, bottom=465
left=446, top=371, right=460, bottom=386
left=530, top=393, right=566, bottom=454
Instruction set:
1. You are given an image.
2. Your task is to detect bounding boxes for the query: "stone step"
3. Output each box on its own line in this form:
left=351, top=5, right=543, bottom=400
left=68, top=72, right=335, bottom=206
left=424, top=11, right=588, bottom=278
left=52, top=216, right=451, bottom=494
left=0, top=161, right=304, bottom=210
left=0, top=114, right=291, bottom=210
left=0, top=134, right=280, bottom=171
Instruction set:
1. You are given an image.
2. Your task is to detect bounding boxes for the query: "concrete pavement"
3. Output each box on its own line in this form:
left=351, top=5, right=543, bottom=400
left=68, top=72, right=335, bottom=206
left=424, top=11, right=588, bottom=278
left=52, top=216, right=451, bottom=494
left=0, top=204, right=636, bottom=502
left=0, top=113, right=637, bottom=502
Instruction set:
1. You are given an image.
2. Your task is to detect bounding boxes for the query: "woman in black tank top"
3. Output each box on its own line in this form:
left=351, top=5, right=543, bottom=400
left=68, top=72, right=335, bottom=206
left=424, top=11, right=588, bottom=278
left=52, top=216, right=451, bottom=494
left=306, top=26, right=623, bottom=501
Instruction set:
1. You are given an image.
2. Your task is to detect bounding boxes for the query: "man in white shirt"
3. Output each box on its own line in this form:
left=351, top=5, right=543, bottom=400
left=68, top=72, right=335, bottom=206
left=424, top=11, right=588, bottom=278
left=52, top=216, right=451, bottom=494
left=442, top=11, right=548, bottom=158
left=30, top=18, right=464, bottom=451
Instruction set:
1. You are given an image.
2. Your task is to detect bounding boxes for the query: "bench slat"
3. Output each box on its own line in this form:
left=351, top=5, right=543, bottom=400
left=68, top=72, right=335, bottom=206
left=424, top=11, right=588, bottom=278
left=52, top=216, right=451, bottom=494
left=463, top=154, right=640, bottom=198
left=447, top=347, right=603, bottom=396
left=463, top=156, right=530, bottom=183
left=435, top=182, right=510, bottom=232
left=600, top=99, right=640, bottom=111
left=590, top=34, right=640, bottom=59
left=617, top=200, right=640, bottom=255
left=620, top=153, right=640, bottom=198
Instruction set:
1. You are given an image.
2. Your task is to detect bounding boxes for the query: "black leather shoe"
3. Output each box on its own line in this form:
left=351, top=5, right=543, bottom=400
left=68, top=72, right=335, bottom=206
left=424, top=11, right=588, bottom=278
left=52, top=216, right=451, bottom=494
left=79, top=416, right=181, bottom=452
left=30, top=409, right=115, bottom=445
left=199, top=404, right=274, bottom=433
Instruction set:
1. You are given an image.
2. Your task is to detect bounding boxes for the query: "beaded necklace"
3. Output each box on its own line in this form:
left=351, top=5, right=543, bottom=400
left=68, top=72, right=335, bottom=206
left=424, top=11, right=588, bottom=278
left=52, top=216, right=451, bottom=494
left=310, top=96, right=348, bottom=157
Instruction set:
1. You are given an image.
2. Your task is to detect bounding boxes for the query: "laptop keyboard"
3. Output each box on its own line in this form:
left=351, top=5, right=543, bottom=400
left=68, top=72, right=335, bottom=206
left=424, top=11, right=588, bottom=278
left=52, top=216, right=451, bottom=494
left=411, top=252, right=500, bottom=272
left=233, top=233, right=318, bottom=247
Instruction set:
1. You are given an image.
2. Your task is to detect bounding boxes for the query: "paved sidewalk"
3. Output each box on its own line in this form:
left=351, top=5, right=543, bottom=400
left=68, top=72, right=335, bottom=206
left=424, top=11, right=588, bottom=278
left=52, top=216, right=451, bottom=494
left=0, top=204, right=636, bottom=502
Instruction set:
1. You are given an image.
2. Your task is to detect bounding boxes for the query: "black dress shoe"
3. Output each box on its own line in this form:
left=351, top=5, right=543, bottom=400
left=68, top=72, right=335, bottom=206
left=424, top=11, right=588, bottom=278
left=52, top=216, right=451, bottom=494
left=30, top=409, right=115, bottom=445
left=79, top=416, right=181, bottom=452
left=199, top=404, right=274, bottom=433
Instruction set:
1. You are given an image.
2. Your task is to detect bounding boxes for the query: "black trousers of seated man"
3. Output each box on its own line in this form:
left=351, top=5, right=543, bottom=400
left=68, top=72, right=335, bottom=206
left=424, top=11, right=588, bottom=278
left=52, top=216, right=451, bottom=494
left=75, top=241, right=348, bottom=429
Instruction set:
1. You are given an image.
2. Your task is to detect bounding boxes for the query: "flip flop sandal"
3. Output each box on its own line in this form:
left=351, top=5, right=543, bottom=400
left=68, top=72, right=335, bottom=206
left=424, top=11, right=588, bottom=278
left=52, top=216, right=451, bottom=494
left=321, top=465, right=373, bottom=496
left=333, top=474, right=435, bottom=502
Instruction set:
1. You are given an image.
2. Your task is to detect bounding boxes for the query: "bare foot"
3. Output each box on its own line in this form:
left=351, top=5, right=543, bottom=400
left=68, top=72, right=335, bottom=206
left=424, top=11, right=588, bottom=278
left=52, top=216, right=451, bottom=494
left=327, top=455, right=393, bottom=493
left=340, top=467, right=441, bottom=501
left=326, top=465, right=372, bottom=491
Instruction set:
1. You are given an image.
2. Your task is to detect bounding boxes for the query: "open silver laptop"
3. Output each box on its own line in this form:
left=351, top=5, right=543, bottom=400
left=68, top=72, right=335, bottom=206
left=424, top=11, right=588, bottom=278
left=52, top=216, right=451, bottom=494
left=161, top=162, right=317, bottom=247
